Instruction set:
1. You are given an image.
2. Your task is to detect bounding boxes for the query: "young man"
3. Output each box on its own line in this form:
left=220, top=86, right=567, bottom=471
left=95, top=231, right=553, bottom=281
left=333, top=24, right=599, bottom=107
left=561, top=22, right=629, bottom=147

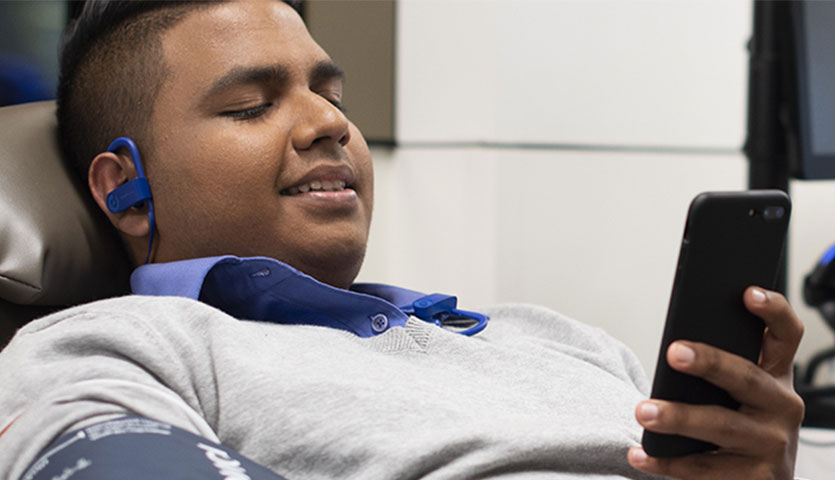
left=0, top=1, right=804, bottom=479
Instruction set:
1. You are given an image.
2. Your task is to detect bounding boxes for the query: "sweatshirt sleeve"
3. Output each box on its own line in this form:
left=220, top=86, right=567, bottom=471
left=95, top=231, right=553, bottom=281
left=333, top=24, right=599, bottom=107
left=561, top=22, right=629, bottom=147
left=0, top=296, right=225, bottom=480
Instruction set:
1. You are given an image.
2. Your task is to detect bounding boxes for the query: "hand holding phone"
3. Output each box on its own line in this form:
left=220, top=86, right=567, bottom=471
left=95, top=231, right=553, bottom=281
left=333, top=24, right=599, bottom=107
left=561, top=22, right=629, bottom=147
left=630, top=190, right=804, bottom=479
left=629, top=286, right=804, bottom=479
left=641, top=190, right=791, bottom=458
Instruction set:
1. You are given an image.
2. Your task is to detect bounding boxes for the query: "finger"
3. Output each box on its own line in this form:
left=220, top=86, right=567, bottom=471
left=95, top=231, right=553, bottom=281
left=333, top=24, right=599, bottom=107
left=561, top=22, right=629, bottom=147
left=666, top=341, right=786, bottom=410
left=743, top=287, right=799, bottom=342
left=628, top=446, right=762, bottom=480
left=635, top=400, right=770, bottom=451
left=743, top=287, right=803, bottom=375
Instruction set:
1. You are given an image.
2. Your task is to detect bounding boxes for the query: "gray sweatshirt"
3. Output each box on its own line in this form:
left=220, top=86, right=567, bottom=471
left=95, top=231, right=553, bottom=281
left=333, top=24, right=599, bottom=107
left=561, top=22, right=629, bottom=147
left=0, top=295, right=659, bottom=479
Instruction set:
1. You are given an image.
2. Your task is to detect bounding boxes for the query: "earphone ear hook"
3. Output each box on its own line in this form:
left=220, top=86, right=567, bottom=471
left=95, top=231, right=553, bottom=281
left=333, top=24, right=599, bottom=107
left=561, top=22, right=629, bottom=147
left=105, top=137, right=156, bottom=264
left=105, top=137, right=151, bottom=213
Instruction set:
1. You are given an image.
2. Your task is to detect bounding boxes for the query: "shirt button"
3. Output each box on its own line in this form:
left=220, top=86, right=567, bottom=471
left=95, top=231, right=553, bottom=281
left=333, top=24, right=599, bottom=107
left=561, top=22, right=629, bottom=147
left=370, top=313, right=389, bottom=333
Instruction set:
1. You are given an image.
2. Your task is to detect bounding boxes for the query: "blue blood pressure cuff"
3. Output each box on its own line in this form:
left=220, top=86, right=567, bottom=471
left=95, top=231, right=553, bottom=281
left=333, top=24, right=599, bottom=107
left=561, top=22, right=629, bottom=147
left=20, top=416, right=288, bottom=480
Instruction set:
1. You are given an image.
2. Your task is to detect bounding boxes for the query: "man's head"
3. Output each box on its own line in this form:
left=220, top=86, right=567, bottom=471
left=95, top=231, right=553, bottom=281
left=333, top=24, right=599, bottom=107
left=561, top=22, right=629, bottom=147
left=58, top=0, right=374, bottom=288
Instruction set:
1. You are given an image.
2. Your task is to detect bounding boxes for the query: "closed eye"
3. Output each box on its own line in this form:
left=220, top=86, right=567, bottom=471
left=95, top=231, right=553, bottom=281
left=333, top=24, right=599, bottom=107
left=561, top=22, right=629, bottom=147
left=326, top=97, right=346, bottom=113
left=220, top=103, right=272, bottom=120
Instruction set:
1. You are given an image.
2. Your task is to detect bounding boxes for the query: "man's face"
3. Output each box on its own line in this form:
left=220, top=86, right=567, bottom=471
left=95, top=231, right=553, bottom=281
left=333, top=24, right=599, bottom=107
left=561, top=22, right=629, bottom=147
left=146, top=0, right=373, bottom=288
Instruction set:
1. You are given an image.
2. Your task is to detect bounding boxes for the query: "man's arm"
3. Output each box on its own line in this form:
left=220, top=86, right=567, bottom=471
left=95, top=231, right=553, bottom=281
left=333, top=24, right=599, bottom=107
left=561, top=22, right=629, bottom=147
left=628, top=286, right=805, bottom=479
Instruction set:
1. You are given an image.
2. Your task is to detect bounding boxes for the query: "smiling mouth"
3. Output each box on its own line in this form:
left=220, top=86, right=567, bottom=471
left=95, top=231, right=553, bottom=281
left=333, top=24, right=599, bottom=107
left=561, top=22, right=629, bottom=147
left=280, top=180, right=350, bottom=196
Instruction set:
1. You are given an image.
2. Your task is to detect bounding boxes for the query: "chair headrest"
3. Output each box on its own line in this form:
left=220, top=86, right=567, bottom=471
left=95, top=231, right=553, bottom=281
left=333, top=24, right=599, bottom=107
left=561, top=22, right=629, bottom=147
left=0, top=101, right=130, bottom=307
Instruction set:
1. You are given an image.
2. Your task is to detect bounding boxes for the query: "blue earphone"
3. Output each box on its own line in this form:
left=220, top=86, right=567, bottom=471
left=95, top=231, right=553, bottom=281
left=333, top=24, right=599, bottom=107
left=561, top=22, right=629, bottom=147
left=105, top=137, right=156, bottom=264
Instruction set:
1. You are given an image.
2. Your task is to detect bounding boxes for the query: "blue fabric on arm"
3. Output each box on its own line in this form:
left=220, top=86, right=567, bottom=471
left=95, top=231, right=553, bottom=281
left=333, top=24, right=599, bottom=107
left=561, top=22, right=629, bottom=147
left=20, top=416, right=288, bottom=480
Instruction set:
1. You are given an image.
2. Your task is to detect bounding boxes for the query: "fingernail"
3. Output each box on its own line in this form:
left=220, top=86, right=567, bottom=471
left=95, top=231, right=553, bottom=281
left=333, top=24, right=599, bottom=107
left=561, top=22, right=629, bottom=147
left=629, top=447, right=648, bottom=465
left=751, top=288, right=767, bottom=304
left=672, top=343, right=695, bottom=365
left=638, top=402, right=659, bottom=422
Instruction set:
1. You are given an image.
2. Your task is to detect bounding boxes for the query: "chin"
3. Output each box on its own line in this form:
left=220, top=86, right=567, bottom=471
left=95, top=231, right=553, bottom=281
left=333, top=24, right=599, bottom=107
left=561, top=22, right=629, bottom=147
left=305, top=257, right=365, bottom=289
left=284, top=239, right=368, bottom=289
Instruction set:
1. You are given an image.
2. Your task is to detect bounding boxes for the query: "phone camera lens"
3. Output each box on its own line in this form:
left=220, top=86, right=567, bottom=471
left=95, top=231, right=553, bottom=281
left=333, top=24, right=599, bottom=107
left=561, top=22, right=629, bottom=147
left=748, top=209, right=756, bottom=217
left=763, top=206, right=785, bottom=220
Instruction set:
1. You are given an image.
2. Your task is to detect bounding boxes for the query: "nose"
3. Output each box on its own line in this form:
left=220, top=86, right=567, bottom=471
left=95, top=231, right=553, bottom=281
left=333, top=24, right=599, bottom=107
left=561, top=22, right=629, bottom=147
left=290, top=90, right=351, bottom=150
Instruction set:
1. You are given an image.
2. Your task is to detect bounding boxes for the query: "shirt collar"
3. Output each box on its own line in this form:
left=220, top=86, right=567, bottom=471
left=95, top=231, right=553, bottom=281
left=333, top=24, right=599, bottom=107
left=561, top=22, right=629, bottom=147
left=130, top=256, right=428, bottom=338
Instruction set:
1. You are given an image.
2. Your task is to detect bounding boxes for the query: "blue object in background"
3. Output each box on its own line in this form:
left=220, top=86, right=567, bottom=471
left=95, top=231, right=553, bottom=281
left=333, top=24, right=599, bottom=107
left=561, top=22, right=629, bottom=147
left=0, top=55, right=53, bottom=106
left=0, top=0, right=63, bottom=106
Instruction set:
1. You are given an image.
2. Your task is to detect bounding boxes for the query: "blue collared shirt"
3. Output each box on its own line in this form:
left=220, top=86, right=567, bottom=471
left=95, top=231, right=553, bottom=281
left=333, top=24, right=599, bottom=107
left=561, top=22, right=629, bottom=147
left=130, top=256, right=431, bottom=338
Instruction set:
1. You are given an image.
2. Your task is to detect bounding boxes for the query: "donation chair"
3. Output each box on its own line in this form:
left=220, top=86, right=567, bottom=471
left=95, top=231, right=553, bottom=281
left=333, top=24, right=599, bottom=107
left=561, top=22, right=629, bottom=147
left=0, top=100, right=131, bottom=349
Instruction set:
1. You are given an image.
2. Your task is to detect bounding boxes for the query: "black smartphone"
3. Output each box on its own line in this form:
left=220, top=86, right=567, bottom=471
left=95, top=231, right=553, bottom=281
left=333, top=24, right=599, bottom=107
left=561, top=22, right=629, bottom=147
left=641, top=190, right=791, bottom=458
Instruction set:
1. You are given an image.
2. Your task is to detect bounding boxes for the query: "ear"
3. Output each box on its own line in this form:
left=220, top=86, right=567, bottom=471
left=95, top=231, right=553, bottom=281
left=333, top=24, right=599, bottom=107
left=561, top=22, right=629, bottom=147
left=88, top=151, right=151, bottom=237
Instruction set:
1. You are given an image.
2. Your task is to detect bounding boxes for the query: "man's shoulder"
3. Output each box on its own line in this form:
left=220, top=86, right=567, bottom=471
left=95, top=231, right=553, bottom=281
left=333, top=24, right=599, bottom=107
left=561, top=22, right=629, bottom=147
left=478, top=302, right=649, bottom=391
left=5, top=295, right=227, bottom=353
left=480, top=303, right=608, bottom=344
left=23, top=295, right=218, bottom=328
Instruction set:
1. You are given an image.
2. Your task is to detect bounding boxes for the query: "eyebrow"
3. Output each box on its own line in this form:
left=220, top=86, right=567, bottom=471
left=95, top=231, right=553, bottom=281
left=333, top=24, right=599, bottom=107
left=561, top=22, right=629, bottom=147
left=201, top=65, right=290, bottom=103
left=310, top=60, right=345, bottom=85
left=201, top=61, right=344, bottom=103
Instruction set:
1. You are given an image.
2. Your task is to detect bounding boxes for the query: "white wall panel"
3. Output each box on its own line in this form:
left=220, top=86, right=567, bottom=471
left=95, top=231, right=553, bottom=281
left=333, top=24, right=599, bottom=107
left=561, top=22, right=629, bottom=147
left=396, top=0, right=500, bottom=142
left=398, top=0, right=750, bottom=148
left=357, top=147, right=499, bottom=309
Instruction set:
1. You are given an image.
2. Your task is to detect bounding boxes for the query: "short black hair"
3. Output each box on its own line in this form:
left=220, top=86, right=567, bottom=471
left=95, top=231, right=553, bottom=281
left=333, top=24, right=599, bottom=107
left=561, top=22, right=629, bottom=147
left=57, top=0, right=303, bottom=183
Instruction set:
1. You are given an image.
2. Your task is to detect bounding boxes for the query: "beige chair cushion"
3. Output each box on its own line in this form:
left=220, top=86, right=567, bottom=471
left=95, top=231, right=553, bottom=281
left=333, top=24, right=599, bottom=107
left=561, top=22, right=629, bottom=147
left=0, top=101, right=130, bottom=310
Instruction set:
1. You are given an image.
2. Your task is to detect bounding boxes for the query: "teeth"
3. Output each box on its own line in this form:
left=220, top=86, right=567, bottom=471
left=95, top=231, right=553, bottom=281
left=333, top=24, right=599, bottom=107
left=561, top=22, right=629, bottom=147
left=284, top=180, right=347, bottom=195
